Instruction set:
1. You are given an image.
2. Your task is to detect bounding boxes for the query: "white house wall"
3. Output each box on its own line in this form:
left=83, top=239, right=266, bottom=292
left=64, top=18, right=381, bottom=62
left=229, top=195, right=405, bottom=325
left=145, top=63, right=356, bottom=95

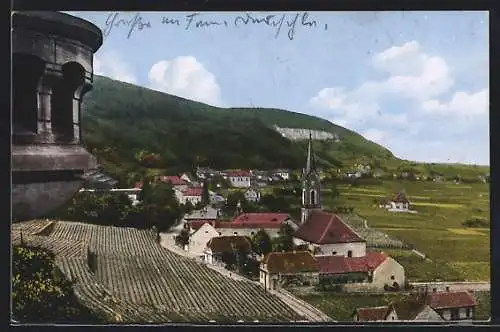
left=189, top=223, right=219, bottom=256
left=229, top=177, right=251, bottom=188
left=413, top=306, right=444, bottom=321
left=217, top=228, right=280, bottom=238
left=372, top=257, right=405, bottom=289
left=313, top=242, right=366, bottom=257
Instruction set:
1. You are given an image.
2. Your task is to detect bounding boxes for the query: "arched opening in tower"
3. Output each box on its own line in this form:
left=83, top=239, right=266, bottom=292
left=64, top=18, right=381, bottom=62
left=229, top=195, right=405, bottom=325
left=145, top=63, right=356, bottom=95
left=52, top=61, right=85, bottom=140
left=12, top=53, right=45, bottom=137
left=310, top=189, right=316, bottom=205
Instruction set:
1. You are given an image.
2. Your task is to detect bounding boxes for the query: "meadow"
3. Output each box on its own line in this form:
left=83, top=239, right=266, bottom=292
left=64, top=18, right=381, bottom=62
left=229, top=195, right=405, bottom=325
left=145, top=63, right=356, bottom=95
left=322, top=180, right=490, bottom=282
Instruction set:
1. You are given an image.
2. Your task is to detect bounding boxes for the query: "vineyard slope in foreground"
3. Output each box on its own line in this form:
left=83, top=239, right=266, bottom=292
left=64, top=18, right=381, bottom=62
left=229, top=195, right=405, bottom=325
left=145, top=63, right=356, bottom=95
left=12, top=220, right=304, bottom=323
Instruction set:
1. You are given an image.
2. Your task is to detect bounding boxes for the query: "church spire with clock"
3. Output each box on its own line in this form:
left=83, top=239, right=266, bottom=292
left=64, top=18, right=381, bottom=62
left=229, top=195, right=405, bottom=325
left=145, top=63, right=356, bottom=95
left=301, top=132, right=322, bottom=224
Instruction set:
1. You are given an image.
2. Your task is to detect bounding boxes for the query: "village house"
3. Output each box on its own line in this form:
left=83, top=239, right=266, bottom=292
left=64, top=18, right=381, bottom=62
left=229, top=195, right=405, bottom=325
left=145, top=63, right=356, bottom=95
left=183, top=205, right=220, bottom=221
left=204, top=235, right=252, bottom=265
left=175, top=187, right=203, bottom=205
left=272, top=169, right=291, bottom=181
left=379, top=192, right=412, bottom=212
left=353, top=290, right=477, bottom=322
left=188, top=223, right=220, bottom=258
left=228, top=171, right=252, bottom=188
left=160, top=175, right=189, bottom=191
left=180, top=173, right=193, bottom=184
left=258, top=250, right=405, bottom=292
left=187, top=213, right=297, bottom=238
left=244, top=188, right=261, bottom=203
left=260, top=251, right=320, bottom=290
left=316, top=251, right=405, bottom=292
left=196, top=167, right=219, bottom=180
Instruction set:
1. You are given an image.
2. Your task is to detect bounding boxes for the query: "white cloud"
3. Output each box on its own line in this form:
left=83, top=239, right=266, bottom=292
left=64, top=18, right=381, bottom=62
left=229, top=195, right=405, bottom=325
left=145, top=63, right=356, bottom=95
left=93, top=51, right=137, bottom=84
left=148, top=56, right=223, bottom=107
left=422, top=88, right=489, bottom=117
left=308, top=40, right=489, bottom=164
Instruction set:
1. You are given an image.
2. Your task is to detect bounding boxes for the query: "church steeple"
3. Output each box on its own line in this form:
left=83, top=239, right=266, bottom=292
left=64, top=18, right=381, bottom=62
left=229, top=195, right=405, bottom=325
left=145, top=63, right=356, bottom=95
left=301, top=132, right=322, bottom=224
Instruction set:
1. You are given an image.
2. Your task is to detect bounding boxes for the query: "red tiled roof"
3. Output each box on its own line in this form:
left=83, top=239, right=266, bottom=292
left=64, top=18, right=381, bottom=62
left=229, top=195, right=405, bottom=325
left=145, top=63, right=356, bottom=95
left=263, top=251, right=320, bottom=274
left=355, top=306, right=391, bottom=321
left=426, top=291, right=477, bottom=310
left=206, top=236, right=252, bottom=253
left=188, top=219, right=284, bottom=230
left=316, top=251, right=387, bottom=274
left=232, top=213, right=291, bottom=226
left=228, top=170, right=251, bottom=177
left=294, top=211, right=365, bottom=244
left=182, top=187, right=203, bottom=196
left=160, top=176, right=187, bottom=186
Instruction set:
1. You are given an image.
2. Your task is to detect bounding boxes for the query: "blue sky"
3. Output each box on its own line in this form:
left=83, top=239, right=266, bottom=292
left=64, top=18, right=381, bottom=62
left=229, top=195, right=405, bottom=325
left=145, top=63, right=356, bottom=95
left=69, top=11, right=489, bottom=165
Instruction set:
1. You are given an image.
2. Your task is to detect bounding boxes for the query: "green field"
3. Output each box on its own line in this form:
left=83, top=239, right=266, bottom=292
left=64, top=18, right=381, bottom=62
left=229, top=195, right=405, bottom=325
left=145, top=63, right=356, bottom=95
left=322, top=180, right=490, bottom=282
left=290, top=289, right=491, bottom=321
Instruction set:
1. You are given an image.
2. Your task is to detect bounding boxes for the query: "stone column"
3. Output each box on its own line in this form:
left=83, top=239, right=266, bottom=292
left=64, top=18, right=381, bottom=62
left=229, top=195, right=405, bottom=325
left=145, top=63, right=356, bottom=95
left=35, top=67, right=62, bottom=144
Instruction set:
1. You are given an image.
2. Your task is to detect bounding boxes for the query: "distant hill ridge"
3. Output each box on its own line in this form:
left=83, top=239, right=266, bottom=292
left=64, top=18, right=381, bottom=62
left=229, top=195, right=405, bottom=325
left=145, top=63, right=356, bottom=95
left=80, top=76, right=487, bottom=184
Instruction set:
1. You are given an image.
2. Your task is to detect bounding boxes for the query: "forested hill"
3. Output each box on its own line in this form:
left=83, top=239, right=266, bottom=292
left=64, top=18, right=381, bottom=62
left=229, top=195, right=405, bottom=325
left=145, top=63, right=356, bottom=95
left=80, top=75, right=398, bottom=181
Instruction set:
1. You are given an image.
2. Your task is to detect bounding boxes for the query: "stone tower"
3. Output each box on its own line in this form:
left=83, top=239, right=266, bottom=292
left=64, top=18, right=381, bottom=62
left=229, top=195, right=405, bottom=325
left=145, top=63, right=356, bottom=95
left=300, top=132, right=322, bottom=224
left=11, top=11, right=103, bottom=221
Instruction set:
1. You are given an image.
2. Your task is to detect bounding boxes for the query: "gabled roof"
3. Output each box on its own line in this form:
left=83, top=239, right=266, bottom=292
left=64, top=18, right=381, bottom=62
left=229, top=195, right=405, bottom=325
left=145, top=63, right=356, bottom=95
left=262, top=251, right=319, bottom=274
left=182, top=187, right=203, bottom=197
left=228, top=170, right=251, bottom=177
left=392, top=296, right=428, bottom=320
left=232, top=213, right=291, bottom=227
left=294, top=212, right=365, bottom=244
left=316, top=251, right=387, bottom=274
left=426, top=291, right=477, bottom=310
left=206, top=236, right=251, bottom=253
left=355, top=306, right=392, bottom=321
left=392, top=192, right=409, bottom=203
left=160, top=176, right=187, bottom=186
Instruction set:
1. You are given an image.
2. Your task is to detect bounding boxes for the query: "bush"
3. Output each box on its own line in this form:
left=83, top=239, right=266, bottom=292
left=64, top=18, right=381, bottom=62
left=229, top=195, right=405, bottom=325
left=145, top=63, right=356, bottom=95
left=12, top=245, right=102, bottom=323
left=462, top=218, right=489, bottom=228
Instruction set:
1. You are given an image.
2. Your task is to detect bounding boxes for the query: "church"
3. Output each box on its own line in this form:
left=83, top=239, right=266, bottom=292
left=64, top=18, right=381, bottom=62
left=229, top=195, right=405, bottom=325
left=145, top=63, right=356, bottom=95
left=259, top=133, right=406, bottom=291
left=293, top=133, right=366, bottom=258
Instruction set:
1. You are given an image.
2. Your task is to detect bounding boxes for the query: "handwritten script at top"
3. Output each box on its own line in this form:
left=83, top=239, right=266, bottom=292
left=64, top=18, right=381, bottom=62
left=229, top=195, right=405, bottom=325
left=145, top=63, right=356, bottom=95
left=103, top=12, right=327, bottom=40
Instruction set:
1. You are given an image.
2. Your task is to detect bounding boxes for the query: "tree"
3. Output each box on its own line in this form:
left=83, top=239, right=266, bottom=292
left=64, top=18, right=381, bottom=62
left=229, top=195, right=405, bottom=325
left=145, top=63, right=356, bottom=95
left=12, top=246, right=102, bottom=323
left=174, top=229, right=190, bottom=248
left=251, top=229, right=273, bottom=256
left=202, top=179, right=210, bottom=205
left=138, top=178, right=154, bottom=205
left=273, top=223, right=295, bottom=252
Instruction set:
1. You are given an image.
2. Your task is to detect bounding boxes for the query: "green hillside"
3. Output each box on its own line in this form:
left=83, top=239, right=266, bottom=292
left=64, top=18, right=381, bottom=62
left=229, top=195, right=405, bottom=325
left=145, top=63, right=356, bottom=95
left=80, top=76, right=487, bottom=184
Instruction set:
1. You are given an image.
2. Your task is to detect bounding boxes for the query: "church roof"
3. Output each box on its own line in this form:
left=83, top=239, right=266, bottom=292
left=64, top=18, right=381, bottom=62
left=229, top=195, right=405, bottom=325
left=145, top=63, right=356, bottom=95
left=294, top=211, right=365, bottom=244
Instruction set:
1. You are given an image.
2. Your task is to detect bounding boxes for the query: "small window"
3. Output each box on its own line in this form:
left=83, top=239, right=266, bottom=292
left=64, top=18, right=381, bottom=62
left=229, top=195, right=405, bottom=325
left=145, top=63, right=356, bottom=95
left=446, top=286, right=450, bottom=292
left=347, top=250, right=353, bottom=257
left=466, top=308, right=471, bottom=318
left=250, top=232, right=255, bottom=236
left=205, top=231, right=209, bottom=234
left=332, top=251, right=337, bottom=255
left=218, top=232, right=222, bottom=236
left=391, top=275, right=395, bottom=280
left=234, top=232, right=238, bottom=235
left=433, top=288, right=437, bottom=293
